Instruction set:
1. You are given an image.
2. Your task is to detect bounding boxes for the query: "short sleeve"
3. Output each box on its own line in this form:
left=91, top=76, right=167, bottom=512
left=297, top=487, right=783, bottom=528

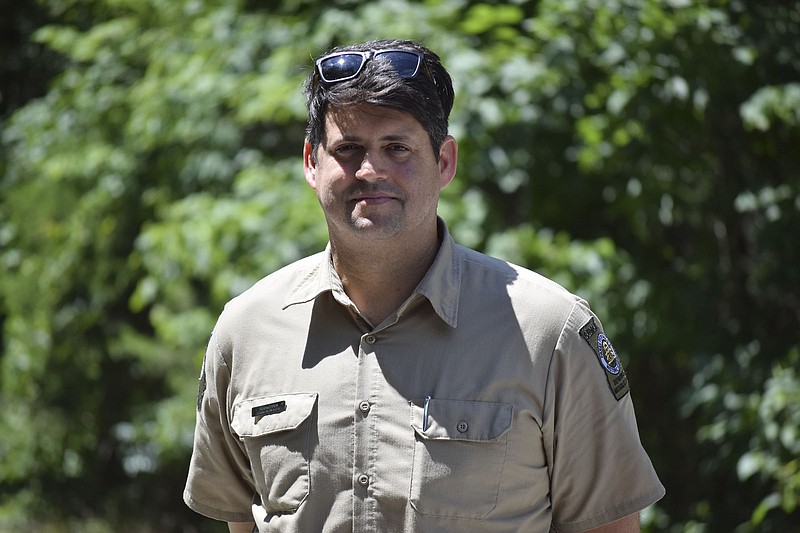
left=183, top=329, right=257, bottom=522
left=544, top=301, right=665, bottom=532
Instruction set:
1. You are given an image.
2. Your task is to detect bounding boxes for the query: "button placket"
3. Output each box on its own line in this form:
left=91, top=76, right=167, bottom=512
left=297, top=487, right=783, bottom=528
left=353, top=330, right=379, bottom=532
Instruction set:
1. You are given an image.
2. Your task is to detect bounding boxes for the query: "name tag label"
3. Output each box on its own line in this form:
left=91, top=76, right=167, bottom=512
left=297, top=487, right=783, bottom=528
left=252, top=401, right=287, bottom=417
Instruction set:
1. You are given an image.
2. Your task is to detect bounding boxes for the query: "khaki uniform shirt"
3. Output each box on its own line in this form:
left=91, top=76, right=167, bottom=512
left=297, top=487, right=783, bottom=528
left=184, top=221, right=665, bottom=532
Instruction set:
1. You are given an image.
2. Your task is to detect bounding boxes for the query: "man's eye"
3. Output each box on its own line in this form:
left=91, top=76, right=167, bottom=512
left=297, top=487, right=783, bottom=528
left=388, top=144, right=410, bottom=152
left=335, top=144, right=358, bottom=154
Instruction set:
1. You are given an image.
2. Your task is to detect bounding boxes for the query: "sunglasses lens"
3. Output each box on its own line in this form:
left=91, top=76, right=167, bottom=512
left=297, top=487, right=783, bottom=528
left=317, top=50, right=424, bottom=84
left=319, top=53, right=366, bottom=82
left=375, top=51, right=421, bottom=78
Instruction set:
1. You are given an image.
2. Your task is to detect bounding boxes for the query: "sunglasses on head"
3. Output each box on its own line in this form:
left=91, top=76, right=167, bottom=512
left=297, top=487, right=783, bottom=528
left=315, top=49, right=425, bottom=84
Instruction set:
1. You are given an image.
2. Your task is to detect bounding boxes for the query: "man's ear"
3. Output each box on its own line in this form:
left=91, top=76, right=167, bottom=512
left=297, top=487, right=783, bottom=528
left=303, top=140, right=317, bottom=190
left=438, top=135, right=458, bottom=190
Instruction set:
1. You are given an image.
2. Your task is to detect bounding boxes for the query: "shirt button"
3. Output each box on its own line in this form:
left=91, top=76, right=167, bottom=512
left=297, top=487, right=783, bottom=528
left=457, top=421, right=469, bottom=433
left=357, top=474, right=370, bottom=487
left=365, top=334, right=376, bottom=344
left=358, top=400, right=371, bottom=413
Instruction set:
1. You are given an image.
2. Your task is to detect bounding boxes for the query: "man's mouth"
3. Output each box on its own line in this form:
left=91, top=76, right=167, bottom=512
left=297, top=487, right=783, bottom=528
left=349, top=187, right=400, bottom=206
left=354, top=194, right=395, bottom=205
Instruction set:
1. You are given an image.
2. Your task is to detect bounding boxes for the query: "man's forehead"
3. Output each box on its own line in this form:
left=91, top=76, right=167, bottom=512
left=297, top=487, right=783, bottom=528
left=323, top=104, right=424, bottom=141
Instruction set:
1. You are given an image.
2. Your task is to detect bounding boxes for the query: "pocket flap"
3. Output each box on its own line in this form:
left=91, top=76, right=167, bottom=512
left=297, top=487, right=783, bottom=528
left=232, top=392, right=318, bottom=437
left=411, top=399, right=513, bottom=442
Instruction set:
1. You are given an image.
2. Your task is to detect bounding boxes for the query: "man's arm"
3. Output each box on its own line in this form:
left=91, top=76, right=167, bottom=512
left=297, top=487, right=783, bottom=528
left=228, top=522, right=256, bottom=533
left=584, top=513, right=640, bottom=533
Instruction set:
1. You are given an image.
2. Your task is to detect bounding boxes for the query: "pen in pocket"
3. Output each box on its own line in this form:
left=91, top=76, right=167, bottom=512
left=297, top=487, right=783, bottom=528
left=423, top=395, right=431, bottom=431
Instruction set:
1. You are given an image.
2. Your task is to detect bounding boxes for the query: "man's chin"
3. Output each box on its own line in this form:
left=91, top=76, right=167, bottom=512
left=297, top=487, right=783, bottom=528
left=348, top=216, right=402, bottom=235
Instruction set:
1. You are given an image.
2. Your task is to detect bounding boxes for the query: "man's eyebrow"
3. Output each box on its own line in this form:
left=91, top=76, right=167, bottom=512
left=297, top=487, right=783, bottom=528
left=381, top=134, right=413, bottom=142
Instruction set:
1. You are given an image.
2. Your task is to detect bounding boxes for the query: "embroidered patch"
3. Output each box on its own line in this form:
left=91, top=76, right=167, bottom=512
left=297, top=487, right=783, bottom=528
left=597, top=333, right=621, bottom=374
left=252, top=401, right=287, bottom=418
left=579, top=317, right=630, bottom=400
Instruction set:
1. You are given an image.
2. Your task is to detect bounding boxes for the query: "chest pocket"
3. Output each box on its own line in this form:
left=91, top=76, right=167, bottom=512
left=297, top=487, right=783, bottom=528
left=231, top=392, right=318, bottom=513
left=409, top=398, right=513, bottom=519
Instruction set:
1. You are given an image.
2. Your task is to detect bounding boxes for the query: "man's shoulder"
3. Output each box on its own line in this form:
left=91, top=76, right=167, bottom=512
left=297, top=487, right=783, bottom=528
left=452, top=244, right=587, bottom=340
left=457, top=244, right=578, bottom=303
left=223, top=251, right=326, bottom=313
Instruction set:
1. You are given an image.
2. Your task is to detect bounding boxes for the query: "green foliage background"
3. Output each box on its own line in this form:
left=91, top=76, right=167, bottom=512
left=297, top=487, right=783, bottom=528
left=1, top=0, right=798, bottom=531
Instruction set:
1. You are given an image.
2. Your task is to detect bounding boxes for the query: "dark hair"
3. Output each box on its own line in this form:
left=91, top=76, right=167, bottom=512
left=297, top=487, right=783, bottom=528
left=304, top=39, right=455, bottom=161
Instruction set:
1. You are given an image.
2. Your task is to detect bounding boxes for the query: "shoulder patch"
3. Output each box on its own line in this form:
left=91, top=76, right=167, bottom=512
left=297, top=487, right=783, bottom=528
left=579, top=317, right=630, bottom=400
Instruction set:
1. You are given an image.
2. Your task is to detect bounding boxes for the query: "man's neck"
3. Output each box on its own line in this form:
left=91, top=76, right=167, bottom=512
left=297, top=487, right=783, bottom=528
left=329, top=227, right=441, bottom=326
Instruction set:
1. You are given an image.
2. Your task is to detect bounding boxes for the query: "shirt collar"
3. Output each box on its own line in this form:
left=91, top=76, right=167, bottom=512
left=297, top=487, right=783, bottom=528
left=283, top=218, right=462, bottom=328
left=282, top=242, right=341, bottom=308
left=412, top=218, right=461, bottom=327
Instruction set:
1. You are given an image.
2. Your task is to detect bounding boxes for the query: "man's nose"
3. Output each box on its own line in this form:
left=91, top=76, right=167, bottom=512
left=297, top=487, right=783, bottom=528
left=354, top=152, right=386, bottom=181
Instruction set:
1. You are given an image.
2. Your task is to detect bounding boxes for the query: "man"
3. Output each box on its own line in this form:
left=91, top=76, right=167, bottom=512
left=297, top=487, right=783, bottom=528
left=184, top=39, right=665, bottom=532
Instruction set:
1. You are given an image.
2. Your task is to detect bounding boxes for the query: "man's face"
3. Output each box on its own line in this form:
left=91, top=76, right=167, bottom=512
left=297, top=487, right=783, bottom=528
left=304, top=104, right=456, bottom=244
